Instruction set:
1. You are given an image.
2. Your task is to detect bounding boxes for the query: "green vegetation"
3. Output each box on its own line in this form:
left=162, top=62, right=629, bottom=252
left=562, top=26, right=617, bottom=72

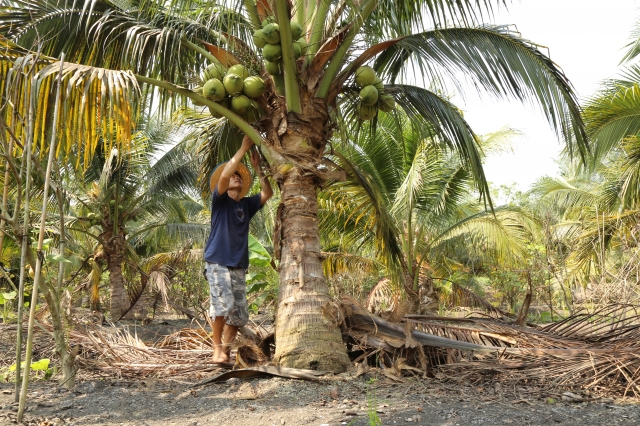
left=2, top=0, right=640, bottom=419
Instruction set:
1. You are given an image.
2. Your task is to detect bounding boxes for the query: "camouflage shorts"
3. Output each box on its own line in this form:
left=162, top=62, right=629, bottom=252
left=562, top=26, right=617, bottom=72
left=204, top=262, right=248, bottom=327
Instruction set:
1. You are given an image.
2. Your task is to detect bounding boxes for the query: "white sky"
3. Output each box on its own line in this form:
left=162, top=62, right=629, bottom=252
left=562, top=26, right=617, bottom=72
left=458, top=0, right=640, bottom=191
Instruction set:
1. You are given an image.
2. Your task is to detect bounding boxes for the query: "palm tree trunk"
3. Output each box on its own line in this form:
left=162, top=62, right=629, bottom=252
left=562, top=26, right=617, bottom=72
left=273, top=167, right=350, bottom=372
left=103, top=232, right=129, bottom=320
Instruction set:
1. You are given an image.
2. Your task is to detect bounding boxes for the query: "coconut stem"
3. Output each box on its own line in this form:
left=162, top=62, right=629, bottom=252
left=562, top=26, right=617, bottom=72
left=275, top=0, right=302, bottom=113
left=316, top=0, right=378, bottom=99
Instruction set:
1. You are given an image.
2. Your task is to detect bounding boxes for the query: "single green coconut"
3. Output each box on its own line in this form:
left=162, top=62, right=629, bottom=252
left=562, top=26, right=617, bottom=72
left=203, top=63, right=227, bottom=81
left=243, top=76, right=266, bottom=98
left=219, top=97, right=232, bottom=111
left=378, top=93, right=396, bottom=112
left=228, top=64, right=250, bottom=80
left=243, top=101, right=263, bottom=124
left=263, top=43, right=283, bottom=62
left=358, top=103, right=377, bottom=121
left=208, top=105, right=223, bottom=118
left=231, top=95, right=252, bottom=115
left=290, top=21, right=303, bottom=40
left=292, top=42, right=302, bottom=59
left=359, top=85, right=379, bottom=106
left=253, top=29, right=268, bottom=48
left=261, top=16, right=277, bottom=28
left=191, top=86, right=206, bottom=106
left=223, top=73, right=244, bottom=96
left=297, top=38, right=308, bottom=55
left=203, top=78, right=226, bottom=101
left=262, top=23, right=281, bottom=44
left=373, top=76, right=384, bottom=91
left=209, top=98, right=231, bottom=118
left=355, top=66, right=377, bottom=87
left=265, top=60, right=282, bottom=75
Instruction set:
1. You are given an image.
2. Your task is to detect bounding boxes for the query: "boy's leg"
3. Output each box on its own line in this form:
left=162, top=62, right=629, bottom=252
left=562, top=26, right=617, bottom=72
left=205, top=263, right=235, bottom=363
left=223, top=267, right=249, bottom=350
left=212, top=316, right=229, bottom=363
left=223, top=324, right=239, bottom=346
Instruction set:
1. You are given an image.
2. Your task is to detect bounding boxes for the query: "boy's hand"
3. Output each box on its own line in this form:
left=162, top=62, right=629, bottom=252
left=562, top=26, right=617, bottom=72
left=250, top=147, right=261, bottom=173
left=241, top=135, right=254, bottom=152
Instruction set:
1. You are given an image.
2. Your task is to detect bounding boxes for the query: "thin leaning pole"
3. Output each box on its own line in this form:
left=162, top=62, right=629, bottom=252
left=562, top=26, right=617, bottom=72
left=17, top=54, right=65, bottom=423
left=13, top=61, right=36, bottom=404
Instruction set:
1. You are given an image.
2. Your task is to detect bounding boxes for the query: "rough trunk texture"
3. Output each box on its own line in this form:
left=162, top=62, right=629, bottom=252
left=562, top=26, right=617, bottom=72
left=266, top=94, right=350, bottom=372
left=273, top=168, right=350, bottom=371
left=101, top=229, right=128, bottom=321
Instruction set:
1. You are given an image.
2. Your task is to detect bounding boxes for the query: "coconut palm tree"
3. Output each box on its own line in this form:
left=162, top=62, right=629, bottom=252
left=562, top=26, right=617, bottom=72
left=0, top=0, right=588, bottom=372
left=320, top=114, right=537, bottom=314
left=61, top=112, right=211, bottom=319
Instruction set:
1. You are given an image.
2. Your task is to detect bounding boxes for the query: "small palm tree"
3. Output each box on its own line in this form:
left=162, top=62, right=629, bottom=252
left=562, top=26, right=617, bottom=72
left=321, top=114, right=537, bottom=312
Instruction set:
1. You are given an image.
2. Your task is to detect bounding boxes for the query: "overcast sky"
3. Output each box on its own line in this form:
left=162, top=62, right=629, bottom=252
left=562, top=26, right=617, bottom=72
left=457, top=0, right=640, bottom=191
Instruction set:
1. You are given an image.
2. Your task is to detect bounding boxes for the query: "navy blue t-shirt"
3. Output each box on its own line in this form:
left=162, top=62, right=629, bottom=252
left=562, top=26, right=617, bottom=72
left=204, top=187, right=262, bottom=269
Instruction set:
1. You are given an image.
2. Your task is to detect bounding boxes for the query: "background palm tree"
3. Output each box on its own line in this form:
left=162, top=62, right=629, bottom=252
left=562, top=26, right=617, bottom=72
left=321, top=114, right=537, bottom=315
left=1, top=0, right=588, bottom=371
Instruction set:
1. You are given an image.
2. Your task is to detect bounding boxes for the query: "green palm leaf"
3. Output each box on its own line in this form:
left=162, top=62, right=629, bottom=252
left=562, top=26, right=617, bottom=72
left=391, top=83, right=489, bottom=203
left=374, top=25, right=587, bottom=160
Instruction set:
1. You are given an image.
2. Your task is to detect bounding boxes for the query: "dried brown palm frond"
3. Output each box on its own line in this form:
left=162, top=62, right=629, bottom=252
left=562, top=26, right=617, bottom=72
left=342, top=297, right=640, bottom=397
left=540, top=304, right=640, bottom=345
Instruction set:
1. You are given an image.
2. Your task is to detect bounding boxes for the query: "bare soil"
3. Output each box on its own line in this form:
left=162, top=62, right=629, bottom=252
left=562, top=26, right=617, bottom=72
left=0, top=321, right=639, bottom=426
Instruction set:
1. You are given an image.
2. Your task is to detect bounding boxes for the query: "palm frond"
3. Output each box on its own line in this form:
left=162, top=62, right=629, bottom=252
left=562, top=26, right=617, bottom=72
left=583, top=68, right=640, bottom=164
left=374, top=25, right=587, bottom=161
left=391, top=84, right=489, bottom=203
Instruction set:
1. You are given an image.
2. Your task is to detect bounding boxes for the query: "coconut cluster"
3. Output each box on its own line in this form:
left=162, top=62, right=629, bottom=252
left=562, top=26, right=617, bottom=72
left=194, top=63, right=266, bottom=123
left=86, top=212, right=102, bottom=226
left=253, top=17, right=308, bottom=75
left=354, top=66, right=395, bottom=121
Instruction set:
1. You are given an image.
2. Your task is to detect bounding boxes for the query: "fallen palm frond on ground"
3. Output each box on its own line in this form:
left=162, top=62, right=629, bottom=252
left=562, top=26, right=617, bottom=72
left=342, top=298, right=640, bottom=398
left=9, top=301, right=639, bottom=397
left=18, top=319, right=272, bottom=378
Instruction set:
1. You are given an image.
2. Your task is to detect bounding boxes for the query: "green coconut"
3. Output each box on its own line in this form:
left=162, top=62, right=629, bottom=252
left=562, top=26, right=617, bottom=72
left=219, top=97, right=231, bottom=110
left=208, top=105, right=223, bottom=118
left=263, top=43, right=282, bottom=62
left=228, top=64, right=250, bottom=80
left=290, top=21, right=303, bottom=40
left=253, top=29, right=268, bottom=48
left=191, top=86, right=206, bottom=106
left=265, top=60, right=282, bottom=75
left=231, top=95, right=252, bottom=115
left=359, top=85, right=379, bottom=106
left=297, top=38, right=308, bottom=55
left=243, top=76, right=266, bottom=98
left=261, top=16, right=277, bottom=28
left=223, top=73, right=244, bottom=96
left=203, top=78, right=226, bottom=101
left=355, top=66, right=377, bottom=87
left=373, top=76, right=384, bottom=91
left=358, top=103, right=377, bottom=121
left=292, top=42, right=302, bottom=59
left=243, top=101, right=263, bottom=124
left=203, top=63, right=227, bottom=81
left=378, top=93, right=396, bottom=112
left=262, top=23, right=281, bottom=44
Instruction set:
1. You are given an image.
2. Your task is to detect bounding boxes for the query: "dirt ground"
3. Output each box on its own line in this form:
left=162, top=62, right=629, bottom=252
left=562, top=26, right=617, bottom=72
left=1, top=321, right=639, bottom=426
left=3, top=366, right=640, bottom=425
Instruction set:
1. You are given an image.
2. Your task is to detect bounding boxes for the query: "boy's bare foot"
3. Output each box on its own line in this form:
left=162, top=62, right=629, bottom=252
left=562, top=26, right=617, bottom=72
left=212, top=344, right=230, bottom=364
